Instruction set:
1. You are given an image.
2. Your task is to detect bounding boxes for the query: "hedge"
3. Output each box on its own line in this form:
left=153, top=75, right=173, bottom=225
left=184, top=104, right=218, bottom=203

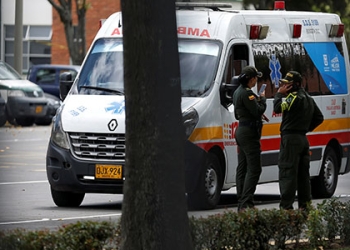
left=1, top=198, right=349, bottom=250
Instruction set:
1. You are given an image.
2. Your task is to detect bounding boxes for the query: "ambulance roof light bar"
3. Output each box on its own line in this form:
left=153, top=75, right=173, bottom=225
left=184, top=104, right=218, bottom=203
left=328, top=23, right=345, bottom=37
left=249, top=25, right=269, bottom=40
left=175, top=2, right=232, bottom=11
left=99, top=19, right=106, bottom=29
left=274, top=1, right=285, bottom=10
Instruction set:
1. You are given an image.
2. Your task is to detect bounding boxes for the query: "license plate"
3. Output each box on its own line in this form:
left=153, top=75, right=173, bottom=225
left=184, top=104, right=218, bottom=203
left=95, top=164, right=122, bottom=179
left=35, top=105, right=43, bottom=113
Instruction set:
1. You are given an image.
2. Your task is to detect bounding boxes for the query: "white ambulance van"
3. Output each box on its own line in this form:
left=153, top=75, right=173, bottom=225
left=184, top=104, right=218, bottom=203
left=47, top=1, right=350, bottom=209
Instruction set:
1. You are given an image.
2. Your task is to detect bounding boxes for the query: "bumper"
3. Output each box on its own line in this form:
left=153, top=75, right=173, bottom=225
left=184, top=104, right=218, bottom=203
left=7, top=96, right=48, bottom=119
left=46, top=139, right=207, bottom=194
left=46, top=140, right=124, bottom=194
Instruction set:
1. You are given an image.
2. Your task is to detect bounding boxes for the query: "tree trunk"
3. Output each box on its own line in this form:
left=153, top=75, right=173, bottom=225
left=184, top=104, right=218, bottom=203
left=76, top=0, right=86, bottom=64
left=120, top=0, right=193, bottom=249
left=48, top=0, right=86, bottom=65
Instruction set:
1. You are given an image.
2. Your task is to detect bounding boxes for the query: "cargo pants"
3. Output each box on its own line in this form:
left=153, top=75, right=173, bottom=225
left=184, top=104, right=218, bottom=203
left=235, top=123, right=262, bottom=211
left=278, top=133, right=311, bottom=210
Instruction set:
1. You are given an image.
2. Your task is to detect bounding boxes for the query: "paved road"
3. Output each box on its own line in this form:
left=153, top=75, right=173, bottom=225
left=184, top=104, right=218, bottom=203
left=0, top=125, right=349, bottom=231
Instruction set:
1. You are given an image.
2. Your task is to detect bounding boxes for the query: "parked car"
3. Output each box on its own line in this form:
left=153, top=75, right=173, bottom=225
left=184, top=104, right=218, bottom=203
left=0, top=60, right=48, bottom=127
left=27, top=64, right=80, bottom=98
left=0, top=94, right=6, bottom=127
left=35, top=93, right=61, bottom=126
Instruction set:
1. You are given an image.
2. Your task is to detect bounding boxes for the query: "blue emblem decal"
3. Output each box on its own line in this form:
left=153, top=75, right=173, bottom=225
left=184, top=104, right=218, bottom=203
left=105, top=101, right=125, bottom=114
left=303, top=42, right=347, bottom=94
left=269, top=54, right=282, bottom=88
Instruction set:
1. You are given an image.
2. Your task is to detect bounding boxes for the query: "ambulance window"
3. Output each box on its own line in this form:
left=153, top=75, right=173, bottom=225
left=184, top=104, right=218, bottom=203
left=253, top=42, right=347, bottom=98
left=77, top=38, right=124, bottom=95
left=220, top=44, right=249, bottom=107
left=76, top=38, right=220, bottom=97
left=222, top=44, right=249, bottom=85
left=179, top=40, right=221, bottom=97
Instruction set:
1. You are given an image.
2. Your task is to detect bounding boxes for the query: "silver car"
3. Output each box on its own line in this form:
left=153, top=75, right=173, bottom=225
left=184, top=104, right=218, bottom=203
left=0, top=61, right=48, bottom=127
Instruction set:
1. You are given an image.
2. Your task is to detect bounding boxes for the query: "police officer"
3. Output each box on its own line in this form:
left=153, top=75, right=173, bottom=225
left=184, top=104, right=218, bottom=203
left=273, top=71, right=324, bottom=210
left=233, top=66, right=267, bottom=211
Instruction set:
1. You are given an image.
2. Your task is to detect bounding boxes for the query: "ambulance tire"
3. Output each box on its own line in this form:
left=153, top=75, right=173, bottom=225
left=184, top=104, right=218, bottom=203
left=51, top=186, right=85, bottom=207
left=311, top=147, right=339, bottom=199
left=187, top=153, right=223, bottom=210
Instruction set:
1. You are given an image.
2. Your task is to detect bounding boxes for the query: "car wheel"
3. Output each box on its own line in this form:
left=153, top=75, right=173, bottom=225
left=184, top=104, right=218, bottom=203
left=311, top=147, right=339, bottom=199
left=187, top=153, right=223, bottom=210
left=0, top=113, right=6, bottom=127
left=16, top=117, right=35, bottom=127
left=5, top=107, right=16, bottom=125
left=51, top=186, right=85, bottom=207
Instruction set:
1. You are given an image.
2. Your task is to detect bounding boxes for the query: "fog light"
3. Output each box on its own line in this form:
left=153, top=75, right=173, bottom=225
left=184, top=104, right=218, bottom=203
left=63, top=162, right=71, bottom=169
left=52, top=172, right=59, bottom=181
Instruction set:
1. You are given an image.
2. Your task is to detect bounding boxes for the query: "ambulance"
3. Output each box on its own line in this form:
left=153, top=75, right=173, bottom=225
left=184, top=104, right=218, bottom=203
left=46, top=1, right=350, bottom=209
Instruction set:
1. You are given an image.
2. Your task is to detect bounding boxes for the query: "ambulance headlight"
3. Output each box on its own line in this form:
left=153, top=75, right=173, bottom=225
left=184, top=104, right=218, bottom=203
left=182, top=107, right=198, bottom=139
left=51, top=107, right=70, bottom=149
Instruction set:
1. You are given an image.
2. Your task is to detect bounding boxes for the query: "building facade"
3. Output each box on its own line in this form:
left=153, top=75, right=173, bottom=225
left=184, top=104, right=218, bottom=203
left=0, top=0, right=120, bottom=73
left=1, top=0, right=53, bottom=73
left=51, top=0, right=121, bottom=65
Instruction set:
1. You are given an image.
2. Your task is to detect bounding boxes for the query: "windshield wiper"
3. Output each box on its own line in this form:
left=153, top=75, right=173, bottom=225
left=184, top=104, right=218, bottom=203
left=80, top=85, right=124, bottom=95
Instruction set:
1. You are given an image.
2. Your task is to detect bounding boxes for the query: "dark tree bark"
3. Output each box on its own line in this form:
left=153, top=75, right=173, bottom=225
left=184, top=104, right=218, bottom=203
left=47, top=0, right=87, bottom=64
left=120, top=0, right=193, bottom=250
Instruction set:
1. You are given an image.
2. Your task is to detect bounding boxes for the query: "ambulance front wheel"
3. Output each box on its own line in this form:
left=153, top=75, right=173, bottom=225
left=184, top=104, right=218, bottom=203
left=311, top=147, right=339, bottom=199
left=187, top=153, right=223, bottom=210
left=51, top=186, right=85, bottom=207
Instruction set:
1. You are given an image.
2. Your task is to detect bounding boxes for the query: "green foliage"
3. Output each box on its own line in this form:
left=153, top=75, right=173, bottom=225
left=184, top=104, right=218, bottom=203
left=55, top=220, right=117, bottom=250
left=305, top=205, right=328, bottom=248
left=0, top=228, right=58, bottom=250
left=0, top=199, right=350, bottom=250
left=0, top=220, right=117, bottom=250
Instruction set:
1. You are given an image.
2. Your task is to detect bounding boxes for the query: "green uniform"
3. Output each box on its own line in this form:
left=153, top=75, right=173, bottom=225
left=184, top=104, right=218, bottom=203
left=273, top=88, right=323, bottom=209
left=233, top=84, right=266, bottom=211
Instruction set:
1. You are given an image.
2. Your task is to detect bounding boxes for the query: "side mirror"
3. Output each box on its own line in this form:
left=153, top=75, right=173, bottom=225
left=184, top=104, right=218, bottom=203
left=220, top=76, right=239, bottom=107
left=59, top=72, right=74, bottom=101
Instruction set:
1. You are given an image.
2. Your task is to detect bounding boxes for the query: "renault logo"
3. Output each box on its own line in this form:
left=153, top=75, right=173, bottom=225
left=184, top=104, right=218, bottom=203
left=33, top=90, right=39, bottom=97
left=108, top=119, right=118, bottom=131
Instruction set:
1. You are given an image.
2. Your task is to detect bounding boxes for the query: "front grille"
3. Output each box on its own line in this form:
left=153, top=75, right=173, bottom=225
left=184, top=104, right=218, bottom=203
left=25, top=90, right=44, bottom=98
left=69, top=132, right=126, bottom=160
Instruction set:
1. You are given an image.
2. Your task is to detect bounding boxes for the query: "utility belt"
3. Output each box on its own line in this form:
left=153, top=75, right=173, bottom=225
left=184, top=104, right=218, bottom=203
left=281, top=130, right=307, bottom=136
left=239, top=120, right=262, bottom=129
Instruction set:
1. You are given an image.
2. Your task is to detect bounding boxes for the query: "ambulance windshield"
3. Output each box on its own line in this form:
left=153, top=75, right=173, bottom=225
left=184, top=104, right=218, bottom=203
left=76, top=38, right=220, bottom=97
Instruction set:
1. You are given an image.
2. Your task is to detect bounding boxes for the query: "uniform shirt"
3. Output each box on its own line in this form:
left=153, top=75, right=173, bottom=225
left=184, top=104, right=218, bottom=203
left=232, top=84, right=267, bottom=121
left=273, top=88, right=324, bottom=133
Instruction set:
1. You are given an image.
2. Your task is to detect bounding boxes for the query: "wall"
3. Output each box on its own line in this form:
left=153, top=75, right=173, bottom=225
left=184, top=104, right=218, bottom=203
left=51, top=0, right=121, bottom=64
left=1, top=0, right=52, bottom=25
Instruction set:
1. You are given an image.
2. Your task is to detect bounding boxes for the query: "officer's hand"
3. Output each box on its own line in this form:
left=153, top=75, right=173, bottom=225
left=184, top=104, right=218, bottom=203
left=278, top=84, right=293, bottom=95
left=260, top=91, right=265, bottom=97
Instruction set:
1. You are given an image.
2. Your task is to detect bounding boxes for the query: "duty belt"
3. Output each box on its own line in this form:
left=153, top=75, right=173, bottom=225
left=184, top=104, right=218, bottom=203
left=239, top=120, right=262, bottom=129
left=281, top=130, right=307, bottom=136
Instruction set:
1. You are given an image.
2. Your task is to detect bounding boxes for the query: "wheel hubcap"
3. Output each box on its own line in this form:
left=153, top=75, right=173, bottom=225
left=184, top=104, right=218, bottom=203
left=323, top=158, right=335, bottom=190
left=205, top=167, right=218, bottom=197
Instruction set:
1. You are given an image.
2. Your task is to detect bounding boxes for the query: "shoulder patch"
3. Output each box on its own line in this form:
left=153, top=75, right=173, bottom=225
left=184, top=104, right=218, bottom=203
left=248, top=95, right=255, bottom=100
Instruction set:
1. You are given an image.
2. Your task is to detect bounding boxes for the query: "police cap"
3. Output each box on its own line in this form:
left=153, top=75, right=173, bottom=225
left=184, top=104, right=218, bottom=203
left=280, top=71, right=302, bottom=84
left=241, top=66, right=263, bottom=78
